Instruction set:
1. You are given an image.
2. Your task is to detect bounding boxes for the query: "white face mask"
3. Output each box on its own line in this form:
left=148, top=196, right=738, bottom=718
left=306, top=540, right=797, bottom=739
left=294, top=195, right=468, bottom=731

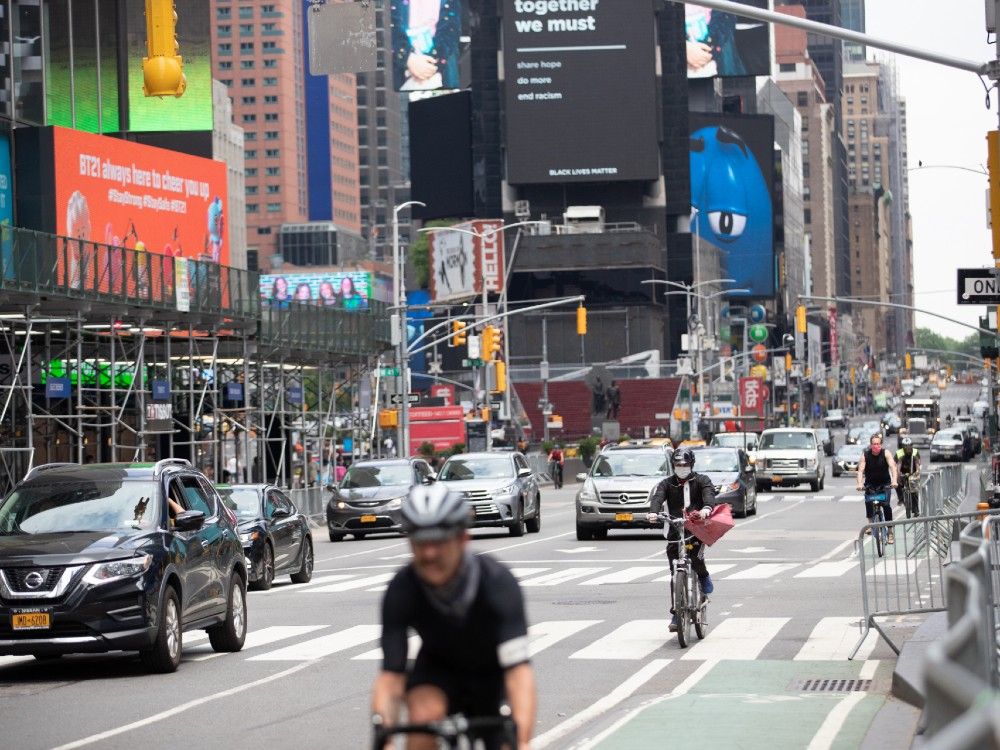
left=675, top=466, right=692, bottom=480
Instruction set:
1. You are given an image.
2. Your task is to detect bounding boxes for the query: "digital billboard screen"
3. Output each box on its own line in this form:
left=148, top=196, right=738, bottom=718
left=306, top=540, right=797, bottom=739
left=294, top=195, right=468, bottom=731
left=389, top=0, right=466, bottom=91
left=260, top=271, right=374, bottom=311
left=53, top=126, right=229, bottom=265
left=126, top=0, right=213, bottom=131
left=502, top=0, right=660, bottom=184
left=686, top=1, right=771, bottom=79
left=689, top=112, right=775, bottom=298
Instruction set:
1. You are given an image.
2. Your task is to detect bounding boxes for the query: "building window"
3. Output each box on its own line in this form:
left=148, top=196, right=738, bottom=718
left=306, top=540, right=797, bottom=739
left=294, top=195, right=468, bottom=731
left=241, top=77, right=255, bottom=86
left=245, top=132, right=257, bottom=141
left=267, top=185, right=280, bottom=194
left=264, top=130, right=279, bottom=140
left=796, top=91, right=808, bottom=107
left=264, top=112, right=279, bottom=121
left=219, top=61, right=232, bottom=70
left=218, top=24, right=231, bottom=36
left=264, top=59, right=278, bottom=68
left=217, top=7, right=231, bottom=18
left=246, top=167, right=258, bottom=177
left=239, top=6, right=253, bottom=18
left=239, top=23, right=253, bottom=35
left=242, top=114, right=256, bottom=123
left=247, top=249, right=259, bottom=271
left=247, top=204, right=259, bottom=213
left=265, top=167, right=281, bottom=176
left=219, top=78, right=232, bottom=87
left=262, top=4, right=277, bottom=13
left=246, top=186, right=258, bottom=195
left=266, top=149, right=280, bottom=158
left=257, top=226, right=272, bottom=235
left=262, top=22, right=278, bottom=33
left=218, top=43, right=232, bottom=55
left=241, top=96, right=256, bottom=105
left=267, top=202, right=281, bottom=212
left=779, top=62, right=796, bottom=72
left=264, top=94, right=278, bottom=104
left=804, top=208, right=811, bottom=224
left=245, top=149, right=257, bottom=158
left=239, top=42, right=254, bottom=54
left=802, top=162, right=810, bottom=178
left=240, top=60, right=254, bottom=69
left=263, top=41, right=278, bottom=51
left=264, top=76, right=278, bottom=86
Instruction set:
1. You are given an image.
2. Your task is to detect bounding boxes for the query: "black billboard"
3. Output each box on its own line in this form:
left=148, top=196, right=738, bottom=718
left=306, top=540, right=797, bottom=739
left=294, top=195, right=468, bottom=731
left=409, top=91, right=474, bottom=220
left=502, top=0, right=660, bottom=185
left=689, top=112, right=775, bottom=298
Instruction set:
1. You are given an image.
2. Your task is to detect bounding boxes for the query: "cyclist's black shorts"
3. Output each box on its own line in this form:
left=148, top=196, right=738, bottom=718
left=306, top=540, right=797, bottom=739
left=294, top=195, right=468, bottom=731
left=407, top=653, right=505, bottom=716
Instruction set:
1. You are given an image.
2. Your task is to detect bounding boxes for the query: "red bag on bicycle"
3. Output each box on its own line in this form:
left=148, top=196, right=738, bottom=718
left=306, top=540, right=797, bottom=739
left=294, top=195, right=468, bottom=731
left=685, top=503, right=735, bottom=546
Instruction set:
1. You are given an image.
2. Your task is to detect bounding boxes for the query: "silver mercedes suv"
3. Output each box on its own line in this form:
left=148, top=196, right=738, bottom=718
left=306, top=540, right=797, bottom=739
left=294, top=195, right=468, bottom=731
left=574, top=444, right=673, bottom=541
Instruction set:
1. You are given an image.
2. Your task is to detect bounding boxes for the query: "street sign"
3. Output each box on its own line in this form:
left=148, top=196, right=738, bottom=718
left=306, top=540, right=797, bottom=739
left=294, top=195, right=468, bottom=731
left=749, top=304, right=766, bottom=324
left=390, top=393, right=420, bottom=405
left=462, top=358, right=484, bottom=367
left=380, top=366, right=400, bottom=378
left=467, top=335, right=481, bottom=359
left=957, top=268, right=1000, bottom=304
left=749, top=324, right=768, bottom=343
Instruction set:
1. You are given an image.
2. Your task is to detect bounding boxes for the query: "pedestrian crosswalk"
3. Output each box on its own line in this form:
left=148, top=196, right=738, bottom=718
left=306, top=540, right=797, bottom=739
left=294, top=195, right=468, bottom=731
left=0, top=616, right=888, bottom=671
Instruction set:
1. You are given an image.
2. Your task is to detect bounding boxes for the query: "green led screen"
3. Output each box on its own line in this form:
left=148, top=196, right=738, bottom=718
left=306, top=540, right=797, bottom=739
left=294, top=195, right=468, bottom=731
left=126, top=0, right=213, bottom=132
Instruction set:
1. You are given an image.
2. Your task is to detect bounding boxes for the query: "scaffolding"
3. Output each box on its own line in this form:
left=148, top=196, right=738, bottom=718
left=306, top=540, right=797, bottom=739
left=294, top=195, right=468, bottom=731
left=0, top=226, right=391, bottom=494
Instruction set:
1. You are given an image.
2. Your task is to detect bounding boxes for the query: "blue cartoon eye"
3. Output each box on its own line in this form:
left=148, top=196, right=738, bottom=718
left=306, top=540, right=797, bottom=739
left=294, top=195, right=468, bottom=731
left=707, top=211, right=747, bottom=238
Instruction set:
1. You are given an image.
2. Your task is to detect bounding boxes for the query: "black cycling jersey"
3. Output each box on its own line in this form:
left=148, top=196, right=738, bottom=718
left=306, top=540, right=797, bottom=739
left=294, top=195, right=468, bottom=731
left=863, top=448, right=892, bottom=487
left=381, top=553, right=530, bottom=683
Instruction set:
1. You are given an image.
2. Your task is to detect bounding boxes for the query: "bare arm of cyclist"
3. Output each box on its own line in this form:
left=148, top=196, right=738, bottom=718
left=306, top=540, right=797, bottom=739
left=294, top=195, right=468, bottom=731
left=856, top=453, right=866, bottom=490
left=372, top=671, right=406, bottom=732
left=505, top=662, right=537, bottom=750
left=886, top=452, right=899, bottom=487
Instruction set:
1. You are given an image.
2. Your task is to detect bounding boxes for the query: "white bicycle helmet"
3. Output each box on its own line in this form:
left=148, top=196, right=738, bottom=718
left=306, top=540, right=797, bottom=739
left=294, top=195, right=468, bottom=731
left=401, top=483, right=472, bottom=541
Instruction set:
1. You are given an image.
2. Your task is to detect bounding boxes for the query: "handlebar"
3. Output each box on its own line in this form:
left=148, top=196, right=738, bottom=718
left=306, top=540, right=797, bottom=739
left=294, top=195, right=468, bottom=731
left=372, top=714, right=517, bottom=749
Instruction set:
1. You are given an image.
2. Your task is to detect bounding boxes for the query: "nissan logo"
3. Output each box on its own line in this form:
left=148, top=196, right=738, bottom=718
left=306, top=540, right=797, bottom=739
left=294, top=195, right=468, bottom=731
left=618, top=494, right=631, bottom=504
left=24, top=571, right=45, bottom=590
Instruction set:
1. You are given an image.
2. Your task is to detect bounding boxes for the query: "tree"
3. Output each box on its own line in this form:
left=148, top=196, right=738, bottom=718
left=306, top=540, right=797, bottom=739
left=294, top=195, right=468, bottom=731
left=408, top=219, right=463, bottom=290
left=914, top=328, right=978, bottom=359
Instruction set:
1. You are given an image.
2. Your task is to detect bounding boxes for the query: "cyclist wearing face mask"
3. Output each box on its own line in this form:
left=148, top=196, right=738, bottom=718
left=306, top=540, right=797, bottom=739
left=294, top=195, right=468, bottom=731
left=647, top=449, right=717, bottom=632
left=856, top=433, right=899, bottom=542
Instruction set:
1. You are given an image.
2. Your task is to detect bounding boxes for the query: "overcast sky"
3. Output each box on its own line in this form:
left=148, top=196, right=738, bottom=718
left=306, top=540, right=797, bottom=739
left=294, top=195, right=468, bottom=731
left=862, top=1, right=996, bottom=340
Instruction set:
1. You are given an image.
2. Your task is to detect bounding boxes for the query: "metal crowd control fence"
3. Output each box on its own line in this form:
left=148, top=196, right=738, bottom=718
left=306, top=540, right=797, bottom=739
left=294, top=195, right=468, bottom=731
left=848, top=505, right=1000, bottom=660
left=921, top=464, right=967, bottom=518
left=287, top=487, right=327, bottom=519
left=921, top=515, right=1000, bottom=748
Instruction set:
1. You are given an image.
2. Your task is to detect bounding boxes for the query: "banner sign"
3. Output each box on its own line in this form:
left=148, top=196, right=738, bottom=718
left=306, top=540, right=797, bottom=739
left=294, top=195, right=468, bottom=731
left=738, top=376, right=765, bottom=417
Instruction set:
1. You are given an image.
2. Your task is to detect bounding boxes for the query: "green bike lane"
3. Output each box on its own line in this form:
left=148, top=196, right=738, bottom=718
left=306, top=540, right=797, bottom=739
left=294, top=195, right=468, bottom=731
left=582, top=658, right=888, bottom=749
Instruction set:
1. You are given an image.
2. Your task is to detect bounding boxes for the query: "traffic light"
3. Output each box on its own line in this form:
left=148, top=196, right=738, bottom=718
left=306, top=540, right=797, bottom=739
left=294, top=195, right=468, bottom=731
left=784, top=353, right=792, bottom=371
left=492, top=360, right=507, bottom=393
left=904, top=352, right=912, bottom=370
left=482, top=325, right=502, bottom=362
left=142, top=0, right=186, bottom=97
left=795, top=305, right=807, bottom=334
left=576, top=305, right=587, bottom=335
left=450, top=320, right=468, bottom=347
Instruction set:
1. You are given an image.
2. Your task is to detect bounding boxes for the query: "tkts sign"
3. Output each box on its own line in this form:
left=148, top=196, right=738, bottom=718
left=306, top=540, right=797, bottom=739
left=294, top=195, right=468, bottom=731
left=738, top=376, right=765, bottom=418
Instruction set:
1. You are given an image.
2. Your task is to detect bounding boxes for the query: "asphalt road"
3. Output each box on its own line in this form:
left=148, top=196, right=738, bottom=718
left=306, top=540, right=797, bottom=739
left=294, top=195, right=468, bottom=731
left=0, top=390, right=979, bottom=750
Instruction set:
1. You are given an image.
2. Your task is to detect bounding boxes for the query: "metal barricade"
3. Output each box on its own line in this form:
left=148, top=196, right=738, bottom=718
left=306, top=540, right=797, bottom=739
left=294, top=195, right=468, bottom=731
left=286, top=486, right=327, bottom=518
left=921, top=515, right=1000, bottom=747
left=849, top=508, right=1000, bottom=659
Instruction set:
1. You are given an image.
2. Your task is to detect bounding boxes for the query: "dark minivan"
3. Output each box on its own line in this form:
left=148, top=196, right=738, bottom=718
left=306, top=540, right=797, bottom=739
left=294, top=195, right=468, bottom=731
left=0, top=460, right=247, bottom=672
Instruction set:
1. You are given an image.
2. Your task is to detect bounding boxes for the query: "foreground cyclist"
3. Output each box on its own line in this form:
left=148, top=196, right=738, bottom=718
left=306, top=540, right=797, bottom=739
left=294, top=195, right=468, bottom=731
left=856, top=433, right=899, bottom=542
left=371, top=484, right=536, bottom=750
left=895, top=437, right=921, bottom=516
left=646, top=449, right=716, bottom=632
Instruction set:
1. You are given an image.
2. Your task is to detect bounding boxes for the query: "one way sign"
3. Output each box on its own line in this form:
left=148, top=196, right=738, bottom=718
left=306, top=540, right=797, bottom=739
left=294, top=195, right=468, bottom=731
left=958, top=268, right=1000, bottom=304
left=390, top=393, right=420, bottom=405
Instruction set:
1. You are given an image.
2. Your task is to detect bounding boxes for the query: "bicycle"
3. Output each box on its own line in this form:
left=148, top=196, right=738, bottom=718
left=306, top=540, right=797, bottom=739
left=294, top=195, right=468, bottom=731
left=548, top=461, right=563, bottom=489
left=371, top=711, right=518, bottom=749
left=900, top=474, right=920, bottom=519
left=864, top=484, right=893, bottom=558
left=657, top=512, right=708, bottom=648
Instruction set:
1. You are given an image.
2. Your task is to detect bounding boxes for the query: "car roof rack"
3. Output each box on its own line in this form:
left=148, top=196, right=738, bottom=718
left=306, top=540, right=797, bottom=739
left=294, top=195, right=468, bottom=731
left=153, top=458, right=193, bottom=476
left=22, top=463, right=80, bottom=482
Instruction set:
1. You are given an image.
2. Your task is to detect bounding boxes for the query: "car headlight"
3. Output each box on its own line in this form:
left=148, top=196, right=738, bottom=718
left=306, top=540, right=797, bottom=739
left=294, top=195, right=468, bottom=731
left=384, top=497, right=404, bottom=510
left=578, top=480, right=597, bottom=501
left=491, top=483, right=518, bottom=498
left=240, top=530, right=261, bottom=544
left=336, top=501, right=347, bottom=510
left=83, top=554, right=152, bottom=586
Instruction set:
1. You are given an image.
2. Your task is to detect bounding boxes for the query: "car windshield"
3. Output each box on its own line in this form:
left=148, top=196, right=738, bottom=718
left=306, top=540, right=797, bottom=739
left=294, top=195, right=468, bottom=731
left=828, top=410, right=843, bottom=418
left=849, top=428, right=865, bottom=439
left=712, top=434, right=757, bottom=449
left=342, top=464, right=413, bottom=488
left=837, top=445, right=864, bottom=459
left=933, top=431, right=962, bottom=443
left=591, top=451, right=670, bottom=478
left=693, top=450, right=740, bottom=472
left=218, top=488, right=261, bottom=520
left=0, top=480, right=160, bottom=535
left=816, top=429, right=830, bottom=439
left=760, top=432, right=816, bottom=450
left=439, top=457, right=514, bottom=481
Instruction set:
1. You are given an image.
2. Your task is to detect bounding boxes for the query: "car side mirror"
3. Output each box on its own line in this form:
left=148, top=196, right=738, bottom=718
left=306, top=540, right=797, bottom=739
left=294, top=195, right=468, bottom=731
left=272, top=507, right=291, bottom=519
left=518, top=467, right=533, bottom=478
left=326, top=484, right=336, bottom=492
left=576, top=473, right=588, bottom=482
left=174, top=510, right=206, bottom=532
left=745, top=464, right=755, bottom=473
left=423, top=473, right=436, bottom=485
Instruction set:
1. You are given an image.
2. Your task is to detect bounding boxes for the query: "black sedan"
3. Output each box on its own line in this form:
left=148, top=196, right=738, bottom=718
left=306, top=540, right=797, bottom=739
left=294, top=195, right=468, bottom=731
left=218, top=484, right=314, bottom=591
left=0, top=460, right=247, bottom=673
left=692, top=447, right=757, bottom=518
left=326, top=458, right=436, bottom=541
left=832, top=444, right=864, bottom=477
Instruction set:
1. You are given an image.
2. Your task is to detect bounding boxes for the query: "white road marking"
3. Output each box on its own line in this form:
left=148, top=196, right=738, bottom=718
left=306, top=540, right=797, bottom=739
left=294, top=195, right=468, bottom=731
left=527, top=620, right=604, bottom=656
left=795, top=560, right=858, bottom=578
left=509, top=567, right=551, bottom=579
left=808, top=538, right=857, bottom=565
left=248, top=624, right=380, bottom=661
left=354, top=634, right=420, bottom=662
left=187, top=625, right=329, bottom=662
left=866, top=559, right=920, bottom=577
left=732, top=546, right=775, bottom=554
left=724, top=563, right=798, bottom=580
left=650, top=563, right=736, bottom=583
left=568, top=659, right=717, bottom=750
left=840, top=495, right=864, bottom=503
left=805, top=692, right=867, bottom=750
left=794, top=617, right=876, bottom=660
left=810, top=495, right=835, bottom=501
left=533, top=658, right=674, bottom=750
left=254, top=573, right=358, bottom=594
left=681, top=617, right=790, bottom=661
left=569, top=620, right=668, bottom=660
left=555, top=546, right=601, bottom=554
left=860, top=659, right=879, bottom=679
left=480, top=529, right=575, bottom=554
left=579, top=566, right=665, bottom=586
left=51, top=659, right=321, bottom=749
left=520, top=567, right=609, bottom=587
left=757, top=494, right=776, bottom=501
left=305, top=572, right=394, bottom=592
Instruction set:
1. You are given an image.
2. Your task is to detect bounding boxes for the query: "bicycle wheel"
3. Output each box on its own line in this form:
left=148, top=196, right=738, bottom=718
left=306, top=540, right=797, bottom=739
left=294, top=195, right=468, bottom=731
left=873, top=505, right=886, bottom=558
left=673, top=570, right=688, bottom=648
left=693, top=576, right=707, bottom=640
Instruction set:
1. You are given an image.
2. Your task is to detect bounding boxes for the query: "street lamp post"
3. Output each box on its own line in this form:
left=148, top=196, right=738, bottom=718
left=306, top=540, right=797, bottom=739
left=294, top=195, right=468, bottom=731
left=393, top=200, right=425, bottom=457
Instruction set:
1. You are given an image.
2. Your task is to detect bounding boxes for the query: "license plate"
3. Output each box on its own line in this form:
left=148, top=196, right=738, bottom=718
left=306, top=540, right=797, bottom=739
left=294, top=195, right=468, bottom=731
left=12, top=612, right=50, bottom=631
left=615, top=513, right=633, bottom=522
left=359, top=514, right=378, bottom=523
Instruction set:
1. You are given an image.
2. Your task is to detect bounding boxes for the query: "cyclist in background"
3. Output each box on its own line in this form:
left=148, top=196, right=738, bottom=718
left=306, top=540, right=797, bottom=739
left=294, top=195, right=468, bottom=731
left=856, top=433, right=899, bottom=543
left=895, top=437, right=921, bottom=516
left=647, top=449, right=716, bottom=632
left=372, top=484, right=536, bottom=750
left=547, top=444, right=564, bottom=489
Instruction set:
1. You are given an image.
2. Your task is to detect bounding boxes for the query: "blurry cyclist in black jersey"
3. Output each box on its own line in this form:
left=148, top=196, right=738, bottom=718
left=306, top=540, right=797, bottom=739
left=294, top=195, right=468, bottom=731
left=371, top=483, right=537, bottom=749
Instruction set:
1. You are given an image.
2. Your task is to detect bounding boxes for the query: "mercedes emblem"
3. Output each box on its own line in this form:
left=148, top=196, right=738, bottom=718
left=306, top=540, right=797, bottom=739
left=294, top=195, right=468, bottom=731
left=618, top=493, right=630, bottom=504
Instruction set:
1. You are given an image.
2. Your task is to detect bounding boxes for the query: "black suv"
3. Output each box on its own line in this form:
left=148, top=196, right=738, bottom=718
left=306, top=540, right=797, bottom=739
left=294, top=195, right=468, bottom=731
left=0, top=460, right=248, bottom=672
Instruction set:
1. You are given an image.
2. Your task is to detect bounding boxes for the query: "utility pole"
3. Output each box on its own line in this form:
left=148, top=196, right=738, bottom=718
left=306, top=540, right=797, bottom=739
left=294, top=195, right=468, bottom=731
left=541, top=315, right=550, bottom=444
